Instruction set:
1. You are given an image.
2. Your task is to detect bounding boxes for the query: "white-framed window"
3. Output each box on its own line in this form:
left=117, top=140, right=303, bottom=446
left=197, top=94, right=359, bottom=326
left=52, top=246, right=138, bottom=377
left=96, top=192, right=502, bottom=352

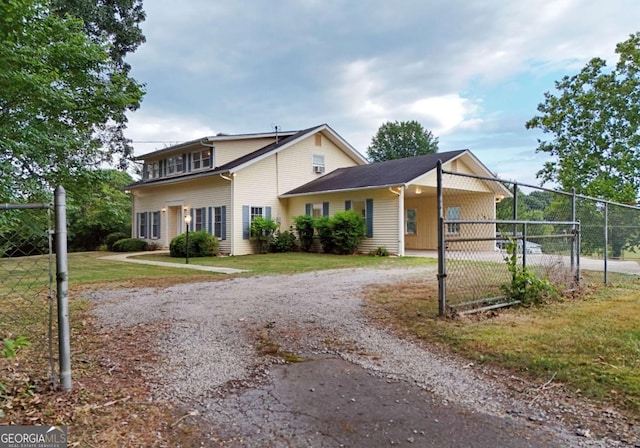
left=167, top=156, right=183, bottom=175
left=195, top=207, right=206, bottom=231
left=151, top=161, right=160, bottom=179
left=192, top=149, right=212, bottom=170
left=142, top=164, right=151, bottom=180
left=214, top=207, right=223, bottom=238
left=312, top=154, right=325, bottom=174
left=251, top=206, right=264, bottom=222
left=406, top=208, right=417, bottom=235
left=312, top=203, right=323, bottom=218
left=446, top=206, right=460, bottom=234
left=151, top=211, right=161, bottom=239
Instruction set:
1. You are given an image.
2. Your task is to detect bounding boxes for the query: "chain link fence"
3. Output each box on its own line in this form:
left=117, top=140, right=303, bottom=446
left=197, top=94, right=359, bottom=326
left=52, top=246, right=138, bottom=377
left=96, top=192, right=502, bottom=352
left=1, top=189, right=71, bottom=391
left=437, top=164, right=640, bottom=315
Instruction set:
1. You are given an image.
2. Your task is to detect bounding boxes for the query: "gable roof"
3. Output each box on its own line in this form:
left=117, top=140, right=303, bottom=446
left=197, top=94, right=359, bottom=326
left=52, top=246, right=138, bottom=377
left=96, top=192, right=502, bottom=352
left=127, top=123, right=367, bottom=189
left=281, top=150, right=467, bottom=196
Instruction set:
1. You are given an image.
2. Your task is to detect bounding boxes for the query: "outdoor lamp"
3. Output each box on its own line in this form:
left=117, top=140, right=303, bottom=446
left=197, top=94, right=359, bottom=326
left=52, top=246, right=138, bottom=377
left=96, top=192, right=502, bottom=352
left=184, top=214, right=192, bottom=264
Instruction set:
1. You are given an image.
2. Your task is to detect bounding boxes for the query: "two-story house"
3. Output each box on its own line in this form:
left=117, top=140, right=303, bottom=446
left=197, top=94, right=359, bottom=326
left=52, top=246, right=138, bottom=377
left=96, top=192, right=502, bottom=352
left=127, top=124, right=510, bottom=255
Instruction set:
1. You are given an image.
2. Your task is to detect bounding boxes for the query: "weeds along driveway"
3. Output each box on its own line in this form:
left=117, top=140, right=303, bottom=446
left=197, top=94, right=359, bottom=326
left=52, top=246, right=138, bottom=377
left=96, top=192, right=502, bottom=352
left=87, top=266, right=616, bottom=447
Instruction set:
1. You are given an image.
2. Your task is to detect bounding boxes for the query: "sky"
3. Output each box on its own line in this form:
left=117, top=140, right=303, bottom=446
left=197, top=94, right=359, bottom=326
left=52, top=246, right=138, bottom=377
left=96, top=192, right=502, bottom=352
left=125, top=0, right=640, bottom=185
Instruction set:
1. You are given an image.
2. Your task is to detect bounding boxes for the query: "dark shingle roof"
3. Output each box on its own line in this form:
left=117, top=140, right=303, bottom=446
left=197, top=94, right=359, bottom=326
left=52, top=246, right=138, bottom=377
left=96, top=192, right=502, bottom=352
left=216, top=125, right=323, bottom=172
left=283, top=150, right=467, bottom=196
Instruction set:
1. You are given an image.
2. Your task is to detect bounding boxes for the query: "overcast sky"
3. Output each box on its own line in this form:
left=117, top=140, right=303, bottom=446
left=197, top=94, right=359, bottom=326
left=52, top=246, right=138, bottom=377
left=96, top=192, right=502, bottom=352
left=125, top=0, right=640, bottom=185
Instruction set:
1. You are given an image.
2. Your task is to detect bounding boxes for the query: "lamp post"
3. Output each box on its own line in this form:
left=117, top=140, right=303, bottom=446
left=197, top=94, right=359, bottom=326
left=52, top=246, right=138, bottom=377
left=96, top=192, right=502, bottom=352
left=184, top=214, right=192, bottom=264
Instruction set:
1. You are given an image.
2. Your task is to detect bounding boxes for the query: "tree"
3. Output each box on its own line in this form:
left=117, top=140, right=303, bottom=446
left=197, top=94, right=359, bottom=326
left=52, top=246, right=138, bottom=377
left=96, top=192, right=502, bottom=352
left=0, top=0, right=145, bottom=201
left=367, top=120, right=439, bottom=162
left=66, top=169, right=133, bottom=251
left=526, top=32, right=640, bottom=203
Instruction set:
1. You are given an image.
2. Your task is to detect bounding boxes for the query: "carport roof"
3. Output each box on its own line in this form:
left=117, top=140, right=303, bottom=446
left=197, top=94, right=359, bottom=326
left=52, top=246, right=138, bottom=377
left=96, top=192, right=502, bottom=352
left=281, top=150, right=467, bottom=196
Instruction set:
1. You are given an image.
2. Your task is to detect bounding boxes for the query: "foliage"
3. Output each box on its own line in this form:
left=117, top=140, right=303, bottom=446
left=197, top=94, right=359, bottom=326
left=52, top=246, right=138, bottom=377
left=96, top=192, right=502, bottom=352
left=369, top=246, right=389, bottom=257
left=250, top=217, right=279, bottom=254
left=316, top=211, right=366, bottom=255
left=367, top=120, right=439, bottom=162
left=270, top=230, right=298, bottom=253
left=294, top=215, right=316, bottom=252
left=112, top=238, right=148, bottom=252
left=500, top=240, right=559, bottom=306
left=105, top=231, right=129, bottom=251
left=169, top=231, right=218, bottom=258
left=526, top=32, right=640, bottom=203
left=50, top=0, right=146, bottom=71
left=0, top=0, right=145, bottom=201
left=66, top=169, right=133, bottom=251
left=1, top=336, right=30, bottom=359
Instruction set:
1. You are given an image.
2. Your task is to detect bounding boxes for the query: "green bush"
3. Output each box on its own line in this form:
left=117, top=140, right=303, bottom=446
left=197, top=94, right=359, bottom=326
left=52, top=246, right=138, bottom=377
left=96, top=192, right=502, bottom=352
left=315, top=216, right=335, bottom=254
left=104, top=231, right=129, bottom=251
left=315, top=211, right=366, bottom=255
left=250, top=216, right=279, bottom=254
left=369, top=246, right=389, bottom=257
left=112, top=238, right=148, bottom=252
left=500, top=240, right=559, bottom=306
left=271, top=229, right=298, bottom=253
left=170, top=231, right=218, bottom=257
left=294, top=215, right=316, bottom=252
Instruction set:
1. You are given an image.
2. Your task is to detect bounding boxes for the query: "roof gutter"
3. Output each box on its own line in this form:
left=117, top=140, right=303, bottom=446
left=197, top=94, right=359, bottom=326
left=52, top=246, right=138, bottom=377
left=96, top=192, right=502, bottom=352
left=279, top=183, right=406, bottom=198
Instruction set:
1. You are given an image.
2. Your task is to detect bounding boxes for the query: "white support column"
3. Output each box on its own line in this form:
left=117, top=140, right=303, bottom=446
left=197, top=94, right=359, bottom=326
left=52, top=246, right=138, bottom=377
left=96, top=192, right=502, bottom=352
left=398, top=186, right=405, bottom=256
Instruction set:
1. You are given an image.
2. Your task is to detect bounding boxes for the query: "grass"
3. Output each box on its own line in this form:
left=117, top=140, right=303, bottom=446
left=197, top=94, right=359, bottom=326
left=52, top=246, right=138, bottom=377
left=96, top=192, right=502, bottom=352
left=132, top=251, right=433, bottom=275
left=1, top=250, right=434, bottom=445
left=365, top=270, right=640, bottom=418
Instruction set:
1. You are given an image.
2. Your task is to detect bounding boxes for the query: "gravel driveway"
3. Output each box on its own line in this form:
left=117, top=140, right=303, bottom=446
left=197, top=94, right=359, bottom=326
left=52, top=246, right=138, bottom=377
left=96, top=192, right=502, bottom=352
left=87, top=266, right=633, bottom=447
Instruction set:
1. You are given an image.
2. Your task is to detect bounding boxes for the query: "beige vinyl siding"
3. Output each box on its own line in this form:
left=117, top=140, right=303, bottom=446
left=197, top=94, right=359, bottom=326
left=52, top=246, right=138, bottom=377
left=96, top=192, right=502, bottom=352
left=276, top=134, right=363, bottom=195
left=444, top=192, right=495, bottom=252
left=285, top=188, right=400, bottom=255
left=232, top=155, right=280, bottom=255
left=405, top=196, right=438, bottom=249
left=214, top=138, right=278, bottom=167
left=132, top=177, right=231, bottom=253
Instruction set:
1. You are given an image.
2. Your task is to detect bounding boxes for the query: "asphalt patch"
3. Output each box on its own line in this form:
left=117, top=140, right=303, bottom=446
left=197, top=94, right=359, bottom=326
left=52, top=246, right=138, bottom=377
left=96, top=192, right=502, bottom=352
left=202, top=357, right=566, bottom=447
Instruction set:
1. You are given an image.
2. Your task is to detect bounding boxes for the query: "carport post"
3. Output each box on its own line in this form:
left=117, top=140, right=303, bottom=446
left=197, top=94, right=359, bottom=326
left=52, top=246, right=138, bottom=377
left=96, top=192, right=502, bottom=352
left=436, top=161, right=446, bottom=317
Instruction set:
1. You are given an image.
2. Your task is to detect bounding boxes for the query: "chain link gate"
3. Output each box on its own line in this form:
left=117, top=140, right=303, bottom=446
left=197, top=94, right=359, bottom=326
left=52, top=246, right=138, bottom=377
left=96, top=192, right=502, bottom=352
left=1, top=187, right=71, bottom=391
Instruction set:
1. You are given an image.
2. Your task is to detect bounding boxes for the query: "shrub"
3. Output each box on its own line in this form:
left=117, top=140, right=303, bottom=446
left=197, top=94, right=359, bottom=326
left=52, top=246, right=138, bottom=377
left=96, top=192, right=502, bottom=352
left=170, top=231, right=218, bottom=257
left=500, top=240, right=559, bottom=306
left=316, top=211, right=366, bottom=255
left=271, top=229, right=298, bottom=253
left=369, top=246, right=389, bottom=257
left=112, top=238, right=148, bottom=252
left=315, top=216, right=335, bottom=254
left=250, top=216, right=278, bottom=254
left=294, top=215, right=316, bottom=252
left=104, top=231, right=128, bottom=251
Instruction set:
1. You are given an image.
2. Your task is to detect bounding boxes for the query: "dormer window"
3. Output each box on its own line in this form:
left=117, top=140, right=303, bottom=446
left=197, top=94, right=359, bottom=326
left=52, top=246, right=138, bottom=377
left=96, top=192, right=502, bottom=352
left=152, top=161, right=160, bottom=179
left=192, top=149, right=212, bottom=171
left=167, top=155, right=184, bottom=175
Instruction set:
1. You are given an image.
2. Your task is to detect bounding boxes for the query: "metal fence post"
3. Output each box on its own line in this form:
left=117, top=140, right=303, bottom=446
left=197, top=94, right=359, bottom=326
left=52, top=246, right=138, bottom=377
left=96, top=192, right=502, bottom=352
left=437, top=161, right=446, bottom=317
left=54, top=186, right=72, bottom=391
left=603, top=202, right=608, bottom=285
left=570, top=188, right=576, bottom=272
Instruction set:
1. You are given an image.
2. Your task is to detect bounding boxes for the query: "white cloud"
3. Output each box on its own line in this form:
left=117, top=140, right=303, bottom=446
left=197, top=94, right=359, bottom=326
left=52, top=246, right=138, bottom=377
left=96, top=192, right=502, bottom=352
left=127, top=110, right=218, bottom=156
left=410, top=95, right=483, bottom=135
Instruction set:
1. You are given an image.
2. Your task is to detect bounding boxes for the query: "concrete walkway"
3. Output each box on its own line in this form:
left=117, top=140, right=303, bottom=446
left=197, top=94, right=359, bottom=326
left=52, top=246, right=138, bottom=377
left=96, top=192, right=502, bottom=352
left=99, top=251, right=247, bottom=274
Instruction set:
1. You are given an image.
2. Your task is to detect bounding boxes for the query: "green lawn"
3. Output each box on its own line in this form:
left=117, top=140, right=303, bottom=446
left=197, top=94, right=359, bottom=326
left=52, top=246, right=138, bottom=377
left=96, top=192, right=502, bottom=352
left=365, top=271, right=640, bottom=417
left=132, top=251, right=433, bottom=276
